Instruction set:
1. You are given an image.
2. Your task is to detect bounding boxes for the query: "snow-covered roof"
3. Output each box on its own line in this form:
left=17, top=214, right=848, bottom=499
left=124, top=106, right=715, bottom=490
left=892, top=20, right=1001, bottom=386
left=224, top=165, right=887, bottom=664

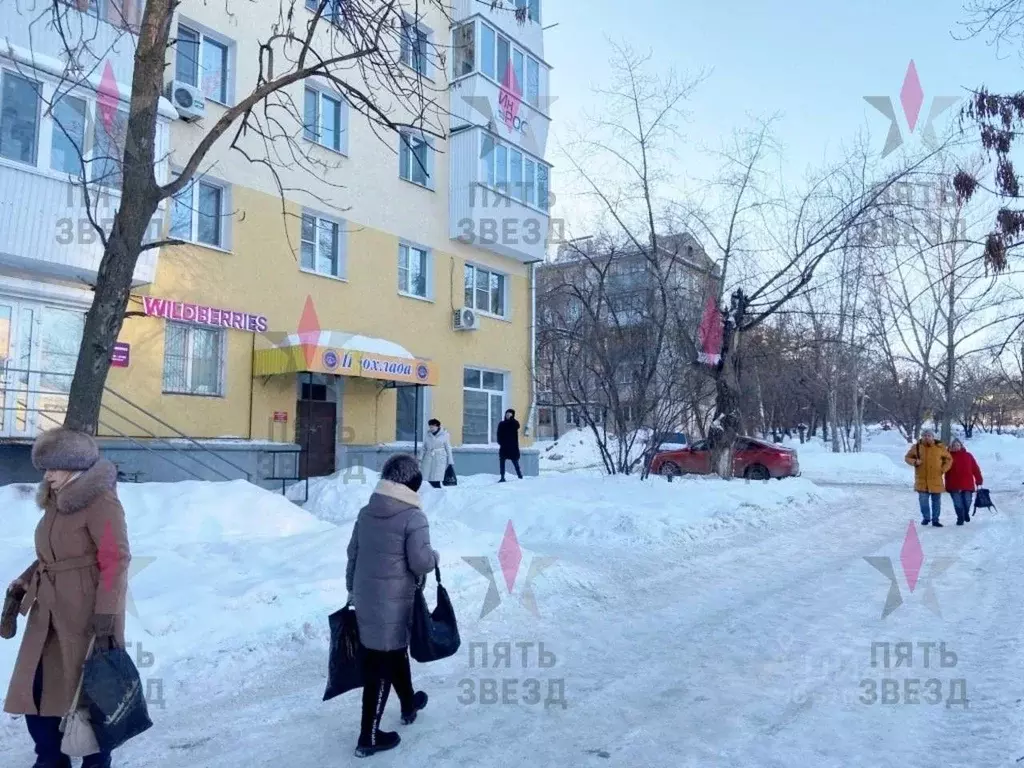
left=276, top=331, right=414, bottom=359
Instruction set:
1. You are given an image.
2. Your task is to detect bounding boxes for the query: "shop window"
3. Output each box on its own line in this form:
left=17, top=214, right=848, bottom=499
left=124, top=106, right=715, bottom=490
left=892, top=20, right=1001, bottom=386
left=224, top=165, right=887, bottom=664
left=462, top=366, right=504, bottom=444
left=162, top=322, right=225, bottom=396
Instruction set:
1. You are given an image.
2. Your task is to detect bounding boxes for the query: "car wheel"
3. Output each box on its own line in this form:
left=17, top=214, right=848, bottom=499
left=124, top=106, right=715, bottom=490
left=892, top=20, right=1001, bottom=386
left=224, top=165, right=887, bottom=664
left=659, top=461, right=682, bottom=479
left=745, top=464, right=770, bottom=480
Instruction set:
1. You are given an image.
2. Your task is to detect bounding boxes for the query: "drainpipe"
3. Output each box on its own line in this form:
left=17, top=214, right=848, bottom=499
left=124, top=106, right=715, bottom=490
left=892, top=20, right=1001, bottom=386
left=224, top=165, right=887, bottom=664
left=523, top=261, right=538, bottom=438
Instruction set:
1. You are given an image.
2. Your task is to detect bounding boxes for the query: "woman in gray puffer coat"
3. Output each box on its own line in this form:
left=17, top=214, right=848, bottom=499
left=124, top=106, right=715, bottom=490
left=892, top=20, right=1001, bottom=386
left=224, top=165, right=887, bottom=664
left=345, top=454, right=438, bottom=758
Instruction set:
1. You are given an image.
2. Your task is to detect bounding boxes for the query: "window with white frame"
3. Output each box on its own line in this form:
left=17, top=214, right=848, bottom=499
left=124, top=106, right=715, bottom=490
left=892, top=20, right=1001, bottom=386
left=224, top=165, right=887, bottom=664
left=398, top=243, right=429, bottom=298
left=301, top=211, right=345, bottom=278
left=462, top=367, right=505, bottom=444
left=90, top=107, right=129, bottom=189
left=464, top=263, right=506, bottom=316
left=162, top=322, right=225, bottom=396
left=304, top=87, right=347, bottom=153
left=176, top=24, right=231, bottom=104
left=304, top=0, right=346, bottom=25
left=514, top=0, right=540, bottom=23
left=169, top=176, right=227, bottom=247
left=60, top=0, right=143, bottom=28
left=50, top=93, right=86, bottom=176
left=400, top=18, right=430, bottom=76
left=399, top=131, right=432, bottom=187
left=479, top=23, right=542, bottom=107
left=452, top=23, right=475, bottom=78
left=0, top=71, right=40, bottom=166
left=481, top=134, right=549, bottom=210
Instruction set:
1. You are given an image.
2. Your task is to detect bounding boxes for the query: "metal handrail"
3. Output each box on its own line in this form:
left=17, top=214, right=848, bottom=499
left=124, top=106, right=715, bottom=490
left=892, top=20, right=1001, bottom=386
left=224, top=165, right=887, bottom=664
left=0, top=366, right=251, bottom=481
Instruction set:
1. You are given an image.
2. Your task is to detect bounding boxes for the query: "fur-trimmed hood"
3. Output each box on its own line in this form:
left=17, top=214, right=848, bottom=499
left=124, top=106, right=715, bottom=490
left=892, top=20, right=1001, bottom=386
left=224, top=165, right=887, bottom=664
left=36, top=458, right=118, bottom=515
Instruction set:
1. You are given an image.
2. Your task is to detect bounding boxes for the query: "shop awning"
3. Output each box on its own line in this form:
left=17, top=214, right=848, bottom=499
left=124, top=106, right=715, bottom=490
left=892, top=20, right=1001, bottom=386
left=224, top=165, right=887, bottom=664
left=253, top=330, right=437, bottom=385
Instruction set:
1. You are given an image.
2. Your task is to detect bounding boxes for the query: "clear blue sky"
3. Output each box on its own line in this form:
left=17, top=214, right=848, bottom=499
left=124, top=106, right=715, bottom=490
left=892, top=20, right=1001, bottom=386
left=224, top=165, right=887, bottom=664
left=542, top=0, right=1022, bottom=228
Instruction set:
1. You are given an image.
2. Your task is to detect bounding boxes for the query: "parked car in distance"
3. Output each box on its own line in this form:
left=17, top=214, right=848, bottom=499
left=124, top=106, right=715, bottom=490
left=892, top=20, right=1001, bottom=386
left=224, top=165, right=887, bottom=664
left=650, top=437, right=800, bottom=480
left=646, top=431, right=689, bottom=450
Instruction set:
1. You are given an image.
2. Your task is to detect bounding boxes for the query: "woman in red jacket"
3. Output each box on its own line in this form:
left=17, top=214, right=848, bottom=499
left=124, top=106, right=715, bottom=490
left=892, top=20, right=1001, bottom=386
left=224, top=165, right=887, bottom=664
left=945, top=438, right=984, bottom=525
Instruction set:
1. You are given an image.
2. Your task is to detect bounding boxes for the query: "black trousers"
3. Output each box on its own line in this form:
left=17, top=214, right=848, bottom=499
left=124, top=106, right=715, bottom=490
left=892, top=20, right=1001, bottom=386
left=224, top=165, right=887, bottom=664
left=500, top=455, right=522, bottom=479
left=360, top=649, right=414, bottom=744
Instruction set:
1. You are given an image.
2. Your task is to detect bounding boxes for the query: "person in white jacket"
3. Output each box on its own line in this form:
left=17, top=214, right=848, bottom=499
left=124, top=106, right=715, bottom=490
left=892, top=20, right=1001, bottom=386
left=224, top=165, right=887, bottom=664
left=420, top=419, right=455, bottom=488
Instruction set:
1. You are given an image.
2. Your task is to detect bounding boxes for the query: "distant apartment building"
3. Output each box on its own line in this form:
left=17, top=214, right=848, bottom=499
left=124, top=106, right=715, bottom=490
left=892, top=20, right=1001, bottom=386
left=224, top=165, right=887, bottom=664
left=0, top=0, right=552, bottom=482
left=534, top=233, right=720, bottom=440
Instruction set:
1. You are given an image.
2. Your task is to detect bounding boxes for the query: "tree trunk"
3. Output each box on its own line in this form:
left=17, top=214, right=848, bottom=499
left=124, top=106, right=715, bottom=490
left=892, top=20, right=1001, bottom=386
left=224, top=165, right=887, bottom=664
left=942, top=268, right=956, bottom=444
left=63, top=0, right=170, bottom=434
left=709, top=324, right=742, bottom=480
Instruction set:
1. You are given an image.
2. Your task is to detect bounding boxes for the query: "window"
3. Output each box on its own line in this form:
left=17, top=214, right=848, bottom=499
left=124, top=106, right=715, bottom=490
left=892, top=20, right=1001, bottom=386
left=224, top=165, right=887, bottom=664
left=463, top=367, right=505, bottom=444
left=304, top=88, right=346, bottom=152
left=0, top=71, right=40, bottom=165
left=399, top=131, right=432, bottom=187
left=464, top=263, right=506, bottom=316
left=453, top=23, right=475, bottom=77
left=162, top=322, right=225, bottom=396
left=170, top=177, right=226, bottom=247
left=480, top=24, right=542, bottom=100
left=480, top=24, right=495, bottom=79
left=398, top=243, right=429, bottom=298
left=401, top=18, right=429, bottom=76
left=514, top=0, right=540, bottom=22
left=50, top=94, right=86, bottom=175
left=176, top=24, right=230, bottom=104
left=305, top=0, right=346, bottom=25
left=301, top=212, right=344, bottom=278
left=90, top=108, right=128, bottom=189
left=395, top=386, right=425, bottom=442
left=482, top=135, right=550, bottom=209
left=538, top=407, right=552, bottom=426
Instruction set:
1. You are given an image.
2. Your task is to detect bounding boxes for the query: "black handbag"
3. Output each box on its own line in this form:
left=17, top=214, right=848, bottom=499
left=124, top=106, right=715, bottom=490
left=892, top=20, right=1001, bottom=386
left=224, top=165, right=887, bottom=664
left=81, top=646, right=153, bottom=753
left=323, top=603, right=365, bottom=701
left=974, top=487, right=996, bottom=512
left=442, top=464, right=457, bottom=487
left=410, top=567, right=461, bottom=663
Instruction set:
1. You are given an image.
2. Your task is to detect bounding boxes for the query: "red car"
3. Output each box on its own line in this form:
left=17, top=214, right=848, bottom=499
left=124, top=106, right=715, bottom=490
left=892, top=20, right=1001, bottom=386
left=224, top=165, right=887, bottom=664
left=650, top=437, right=800, bottom=480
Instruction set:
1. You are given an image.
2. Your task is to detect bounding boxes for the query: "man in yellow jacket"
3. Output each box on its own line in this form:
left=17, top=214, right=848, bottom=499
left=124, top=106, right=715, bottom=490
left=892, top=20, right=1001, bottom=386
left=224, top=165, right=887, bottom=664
left=904, top=429, right=953, bottom=527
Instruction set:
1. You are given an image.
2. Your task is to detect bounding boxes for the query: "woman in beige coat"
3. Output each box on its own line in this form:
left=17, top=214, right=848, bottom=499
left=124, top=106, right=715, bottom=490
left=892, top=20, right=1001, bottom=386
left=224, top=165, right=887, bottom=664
left=3, top=428, right=131, bottom=768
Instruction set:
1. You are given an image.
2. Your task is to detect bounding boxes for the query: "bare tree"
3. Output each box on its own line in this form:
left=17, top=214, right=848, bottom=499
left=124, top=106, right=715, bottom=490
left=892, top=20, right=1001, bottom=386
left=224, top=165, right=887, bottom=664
left=684, top=124, right=936, bottom=477
left=13, top=0, right=453, bottom=433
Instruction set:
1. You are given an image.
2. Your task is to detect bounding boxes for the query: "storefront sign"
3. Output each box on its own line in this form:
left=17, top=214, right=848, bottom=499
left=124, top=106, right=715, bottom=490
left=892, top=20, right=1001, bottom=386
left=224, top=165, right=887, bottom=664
left=111, top=342, right=130, bottom=368
left=321, top=349, right=355, bottom=373
left=252, top=345, right=437, bottom=385
left=142, top=296, right=268, bottom=333
left=273, top=411, right=288, bottom=423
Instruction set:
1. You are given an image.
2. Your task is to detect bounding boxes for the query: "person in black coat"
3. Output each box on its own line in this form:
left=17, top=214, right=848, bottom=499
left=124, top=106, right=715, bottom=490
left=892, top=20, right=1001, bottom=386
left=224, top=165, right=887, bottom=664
left=496, top=409, right=523, bottom=482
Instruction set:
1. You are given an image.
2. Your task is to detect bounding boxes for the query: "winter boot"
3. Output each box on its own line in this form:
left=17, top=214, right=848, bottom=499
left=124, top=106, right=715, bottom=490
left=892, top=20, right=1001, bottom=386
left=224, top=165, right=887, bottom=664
left=956, top=519, right=964, bottom=526
left=31, top=758, right=72, bottom=768
left=355, top=731, right=400, bottom=758
left=931, top=520, right=943, bottom=527
left=401, top=691, right=428, bottom=724
left=965, top=510, right=971, bottom=522
left=920, top=518, right=929, bottom=525
left=81, top=754, right=112, bottom=768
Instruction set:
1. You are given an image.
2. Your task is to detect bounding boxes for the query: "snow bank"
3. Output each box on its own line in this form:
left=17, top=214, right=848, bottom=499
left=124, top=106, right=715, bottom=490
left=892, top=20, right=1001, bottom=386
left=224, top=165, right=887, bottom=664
left=537, top=428, right=653, bottom=472
left=0, top=463, right=836, bottom=733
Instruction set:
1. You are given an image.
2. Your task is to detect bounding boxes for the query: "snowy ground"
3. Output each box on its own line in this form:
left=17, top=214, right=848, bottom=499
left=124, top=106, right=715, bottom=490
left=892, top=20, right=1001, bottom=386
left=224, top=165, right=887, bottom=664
left=2, top=430, right=1024, bottom=767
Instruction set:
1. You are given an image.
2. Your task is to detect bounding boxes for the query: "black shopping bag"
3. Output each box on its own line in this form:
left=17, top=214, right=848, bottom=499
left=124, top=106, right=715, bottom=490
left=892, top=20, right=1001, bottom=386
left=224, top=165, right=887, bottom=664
left=442, top=465, right=457, bottom=487
left=81, top=647, right=153, bottom=753
left=974, top=487, right=997, bottom=512
left=410, top=567, right=461, bottom=663
left=323, top=604, right=365, bottom=701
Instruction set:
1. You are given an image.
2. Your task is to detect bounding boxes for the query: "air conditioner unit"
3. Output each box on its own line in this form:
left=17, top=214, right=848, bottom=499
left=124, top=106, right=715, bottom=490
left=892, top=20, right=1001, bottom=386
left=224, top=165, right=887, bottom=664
left=452, top=307, right=479, bottom=331
left=166, top=80, right=205, bottom=121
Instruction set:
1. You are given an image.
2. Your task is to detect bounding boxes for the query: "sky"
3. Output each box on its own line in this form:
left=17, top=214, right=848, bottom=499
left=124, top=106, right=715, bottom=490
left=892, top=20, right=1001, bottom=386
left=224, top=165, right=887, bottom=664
left=540, top=0, right=1024, bottom=239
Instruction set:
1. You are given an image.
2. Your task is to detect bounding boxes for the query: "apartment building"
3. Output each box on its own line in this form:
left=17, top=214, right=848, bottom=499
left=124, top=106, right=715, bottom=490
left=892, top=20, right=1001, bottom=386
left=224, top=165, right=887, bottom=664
left=0, top=0, right=552, bottom=482
left=535, top=233, right=720, bottom=440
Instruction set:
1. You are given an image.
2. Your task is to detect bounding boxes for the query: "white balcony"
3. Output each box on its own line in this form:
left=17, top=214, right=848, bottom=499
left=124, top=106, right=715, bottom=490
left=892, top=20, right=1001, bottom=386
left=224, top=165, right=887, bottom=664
left=0, top=0, right=172, bottom=287
left=451, top=0, right=545, bottom=59
left=451, top=72, right=550, bottom=161
left=449, top=126, right=550, bottom=264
